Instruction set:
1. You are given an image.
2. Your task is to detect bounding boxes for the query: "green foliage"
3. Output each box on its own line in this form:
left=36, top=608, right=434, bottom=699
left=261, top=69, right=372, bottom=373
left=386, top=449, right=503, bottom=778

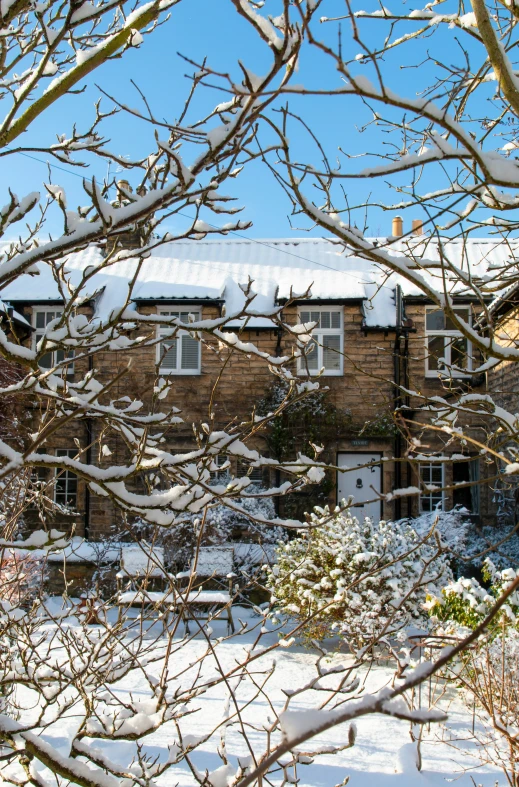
left=426, top=561, right=519, bottom=636
left=257, top=381, right=350, bottom=461
left=358, top=413, right=398, bottom=437
left=267, top=507, right=451, bottom=649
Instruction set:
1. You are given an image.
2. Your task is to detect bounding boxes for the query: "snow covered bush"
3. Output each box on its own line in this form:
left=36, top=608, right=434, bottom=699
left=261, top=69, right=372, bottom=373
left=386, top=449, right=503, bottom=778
left=267, top=507, right=451, bottom=649
left=427, top=561, right=519, bottom=634
left=406, top=509, right=472, bottom=555
left=0, top=551, right=45, bottom=606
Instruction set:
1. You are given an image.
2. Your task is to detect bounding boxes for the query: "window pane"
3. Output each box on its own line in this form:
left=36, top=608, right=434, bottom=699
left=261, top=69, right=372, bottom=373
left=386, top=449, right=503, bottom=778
left=450, top=337, right=468, bottom=369
left=55, top=449, right=78, bottom=509
left=56, top=349, right=74, bottom=367
left=426, top=309, right=445, bottom=331
left=35, top=311, right=46, bottom=329
left=303, top=340, right=318, bottom=370
left=331, top=312, right=341, bottom=329
left=39, top=352, right=53, bottom=369
left=445, top=308, right=469, bottom=331
left=181, top=334, right=200, bottom=370
left=160, top=339, right=177, bottom=369
left=431, top=466, right=442, bottom=483
left=427, top=335, right=444, bottom=371
left=300, top=311, right=310, bottom=323
left=320, top=311, right=331, bottom=329
left=323, top=334, right=341, bottom=370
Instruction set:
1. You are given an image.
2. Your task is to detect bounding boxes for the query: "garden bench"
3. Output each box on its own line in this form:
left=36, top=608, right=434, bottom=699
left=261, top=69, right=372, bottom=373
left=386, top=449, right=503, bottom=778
left=115, top=543, right=176, bottom=631
left=176, top=545, right=236, bottom=635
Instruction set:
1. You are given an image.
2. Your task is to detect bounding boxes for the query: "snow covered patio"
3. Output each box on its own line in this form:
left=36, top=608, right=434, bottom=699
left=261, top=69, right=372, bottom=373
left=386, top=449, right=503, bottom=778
left=25, top=600, right=503, bottom=787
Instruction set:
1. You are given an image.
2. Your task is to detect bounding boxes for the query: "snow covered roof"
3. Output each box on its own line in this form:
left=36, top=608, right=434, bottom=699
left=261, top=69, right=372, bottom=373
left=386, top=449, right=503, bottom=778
left=0, top=236, right=515, bottom=329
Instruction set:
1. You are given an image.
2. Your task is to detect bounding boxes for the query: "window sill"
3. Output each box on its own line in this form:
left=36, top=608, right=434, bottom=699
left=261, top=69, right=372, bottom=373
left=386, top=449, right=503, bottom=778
left=159, top=369, right=201, bottom=376
left=297, top=369, right=344, bottom=377
left=425, top=371, right=472, bottom=380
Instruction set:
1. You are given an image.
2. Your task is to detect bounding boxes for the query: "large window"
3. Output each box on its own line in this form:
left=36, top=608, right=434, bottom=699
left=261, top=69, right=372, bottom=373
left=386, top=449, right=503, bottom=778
left=32, top=308, right=74, bottom=374
left=298, top=308, right=343, bottom=376
left=157, top=310, right=201, bottom=375
left=425, top=306, right=472, bottom=377
left=419, top=462, right=444, bottom=512
left=54, top=449, right=78, bottom=510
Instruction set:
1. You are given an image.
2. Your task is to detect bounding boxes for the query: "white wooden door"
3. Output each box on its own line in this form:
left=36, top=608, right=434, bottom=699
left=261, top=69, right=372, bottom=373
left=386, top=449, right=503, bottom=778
left=337, top=453, right=382, bottom=522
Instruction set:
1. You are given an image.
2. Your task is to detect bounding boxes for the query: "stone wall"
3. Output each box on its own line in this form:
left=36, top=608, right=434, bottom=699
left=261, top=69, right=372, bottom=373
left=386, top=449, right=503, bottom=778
left=13, top=299, right=497, bottom=539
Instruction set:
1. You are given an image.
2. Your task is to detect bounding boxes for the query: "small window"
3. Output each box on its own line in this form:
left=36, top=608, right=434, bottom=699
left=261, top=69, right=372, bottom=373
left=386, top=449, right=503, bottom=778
left=32, top=308, right=74, bottom=375
left=298, top=308, right=343, bottom=376
left=425, top=307, right=472, bottom=377
left=157, top=310, right=201, bottom=375
left=419, top=462, right=444, bottom=512
left=54, top=449, right=78, bottom=510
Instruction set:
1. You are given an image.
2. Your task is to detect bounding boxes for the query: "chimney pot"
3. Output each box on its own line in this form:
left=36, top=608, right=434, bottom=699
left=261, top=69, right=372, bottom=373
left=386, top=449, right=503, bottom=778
left=392, top=215, right=403, bottom=237
left=412, top=218, right=423, bottom=236
left=116, top=179, right=132, bottom=198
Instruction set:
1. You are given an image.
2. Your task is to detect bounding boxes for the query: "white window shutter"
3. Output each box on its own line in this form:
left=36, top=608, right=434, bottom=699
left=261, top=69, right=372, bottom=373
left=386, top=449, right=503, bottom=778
left=181, top=334, right=200, bottom=370
left=160, top=339, right=178, bottom=369
left=304, top=340, right=319, bottom=370
left=323, top=334, right=341, bottom=370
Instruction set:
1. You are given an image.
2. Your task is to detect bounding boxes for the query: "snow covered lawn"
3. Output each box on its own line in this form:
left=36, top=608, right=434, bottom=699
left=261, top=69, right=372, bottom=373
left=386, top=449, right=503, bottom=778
left=27, top=601, right=504, bottom=787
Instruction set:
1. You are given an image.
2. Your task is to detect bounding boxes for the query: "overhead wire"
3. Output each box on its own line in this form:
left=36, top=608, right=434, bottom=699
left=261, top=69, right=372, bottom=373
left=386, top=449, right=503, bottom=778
left=8, top=148, right=400, bottom=294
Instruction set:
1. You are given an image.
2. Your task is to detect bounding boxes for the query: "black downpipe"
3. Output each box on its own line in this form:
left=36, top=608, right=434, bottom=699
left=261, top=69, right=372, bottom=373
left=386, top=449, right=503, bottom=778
left=84, top=354, right=93, bottom=540
left=393, top=286, right=403, bottom=521
left=402, top=332, right=411, bottom=517
left=275, top=327, right=282, bottom=515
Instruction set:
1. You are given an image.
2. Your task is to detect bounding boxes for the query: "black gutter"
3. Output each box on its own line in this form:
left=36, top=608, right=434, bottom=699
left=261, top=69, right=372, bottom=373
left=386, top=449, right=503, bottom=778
left=403, top=295, right=492, bottom=305
left=132, top=298, right=225, bottom=306
left=275, top=297, right=365, bottom=306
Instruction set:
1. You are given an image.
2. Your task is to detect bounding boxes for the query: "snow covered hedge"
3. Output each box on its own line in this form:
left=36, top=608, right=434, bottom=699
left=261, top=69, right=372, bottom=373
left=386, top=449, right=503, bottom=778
left=267, top=508, right=451, bottom=649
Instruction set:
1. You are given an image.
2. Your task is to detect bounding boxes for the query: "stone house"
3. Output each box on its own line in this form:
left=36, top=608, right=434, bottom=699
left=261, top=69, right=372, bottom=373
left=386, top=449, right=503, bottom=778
left=0, top=229, right=508, bottom=543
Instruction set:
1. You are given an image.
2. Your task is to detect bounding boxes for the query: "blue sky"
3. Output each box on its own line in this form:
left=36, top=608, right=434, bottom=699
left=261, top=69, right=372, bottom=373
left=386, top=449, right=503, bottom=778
left=6, top=0, right=502, bottom=240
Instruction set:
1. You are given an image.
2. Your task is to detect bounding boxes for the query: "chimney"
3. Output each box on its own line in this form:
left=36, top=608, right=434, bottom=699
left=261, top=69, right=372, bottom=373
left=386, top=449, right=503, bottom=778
left=104, top=180, right=147, bottom=257
left=116, top=179, right=132, bottom=202
left=392, top=215, right=403, bottom=237
left=412, top=218, right=423, bottom=236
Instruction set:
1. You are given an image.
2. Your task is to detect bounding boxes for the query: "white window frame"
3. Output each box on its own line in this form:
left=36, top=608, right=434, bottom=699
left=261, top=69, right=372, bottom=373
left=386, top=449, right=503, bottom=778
left=156, top=308, right=201, bottom=376
left=297, top=307, right=344, bottom=377
left=54, top=448, right=78, bottom=510
left=210, top=454, right=230, bottom=481
left=419, top=461, right=444, bottom=513
left=425, top=306, right=473, bottom=378
left=32, top=307, right=74, bottom=375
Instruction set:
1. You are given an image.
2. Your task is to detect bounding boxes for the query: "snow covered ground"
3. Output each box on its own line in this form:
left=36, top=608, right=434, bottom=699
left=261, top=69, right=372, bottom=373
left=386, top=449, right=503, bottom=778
left=26, top=601, right=504, bottom=787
